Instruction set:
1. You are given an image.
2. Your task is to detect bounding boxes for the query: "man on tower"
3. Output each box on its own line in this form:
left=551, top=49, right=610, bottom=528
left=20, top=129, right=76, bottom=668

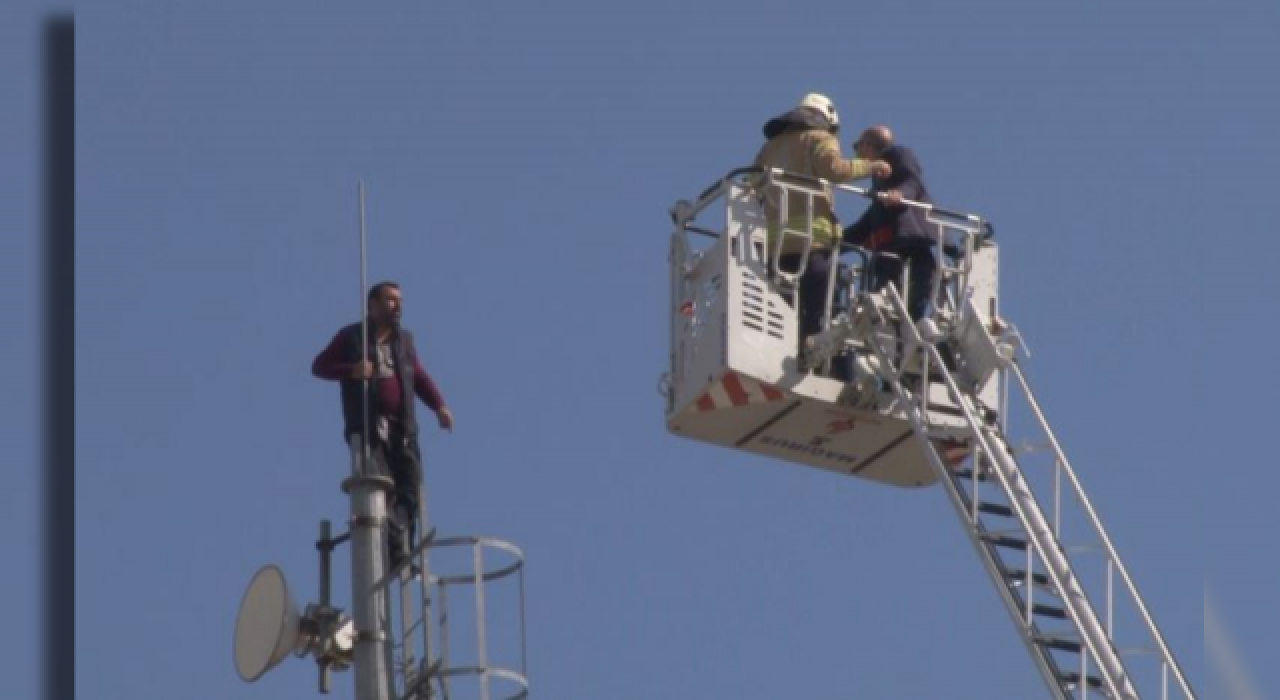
left=312, top=280, right=455, bottom=576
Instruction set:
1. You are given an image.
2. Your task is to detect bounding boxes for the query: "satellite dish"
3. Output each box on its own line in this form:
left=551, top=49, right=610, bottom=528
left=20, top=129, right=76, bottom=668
left=233, top=565, right=302, bottom=682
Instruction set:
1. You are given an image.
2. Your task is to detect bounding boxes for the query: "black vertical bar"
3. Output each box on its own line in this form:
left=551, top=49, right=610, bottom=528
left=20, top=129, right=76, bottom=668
left=318, top=520, right=333, bottom=693
left=43, top=13, right=75, bottom=700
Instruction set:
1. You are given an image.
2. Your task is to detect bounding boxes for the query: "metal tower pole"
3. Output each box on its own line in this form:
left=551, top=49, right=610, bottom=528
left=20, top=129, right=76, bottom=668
left=346, top=180, right=395, bottom=700
left=344, top=449, right=396, bottom=700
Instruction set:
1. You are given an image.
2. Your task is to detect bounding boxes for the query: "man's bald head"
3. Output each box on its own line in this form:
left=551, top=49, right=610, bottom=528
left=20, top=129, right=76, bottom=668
left=856, top=125, right=894, bottom=157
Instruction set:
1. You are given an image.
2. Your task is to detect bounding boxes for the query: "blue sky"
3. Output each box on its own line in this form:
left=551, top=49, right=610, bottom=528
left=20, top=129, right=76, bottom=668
left=6, top=1, right=1278, bottom=698
left=3, top=7, right=46, bottom=700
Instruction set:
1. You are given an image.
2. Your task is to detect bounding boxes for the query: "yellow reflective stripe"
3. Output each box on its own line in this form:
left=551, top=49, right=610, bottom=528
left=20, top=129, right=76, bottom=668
left=765, top=217, right=838, bottom=252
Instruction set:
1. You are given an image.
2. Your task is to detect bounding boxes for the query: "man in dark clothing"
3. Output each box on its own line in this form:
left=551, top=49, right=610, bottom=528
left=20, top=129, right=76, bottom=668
left=843, top=125, right=938, bottom=322
left=312, top=281, right=454, bottom=576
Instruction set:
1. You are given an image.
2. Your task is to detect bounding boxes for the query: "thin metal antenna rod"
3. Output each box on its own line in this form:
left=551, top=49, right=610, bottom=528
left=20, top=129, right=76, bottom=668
left=359, top=180, right=370, bottom=472
left=347, top=179, right=394, bottom=700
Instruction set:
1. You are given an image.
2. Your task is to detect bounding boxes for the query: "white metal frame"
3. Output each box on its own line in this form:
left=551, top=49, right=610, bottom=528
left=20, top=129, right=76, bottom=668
left=861, top=280, right=1195, bottom=700
left=371, top=533, right=529, bottom=700
left=664, top=166, right=1196, bottom=699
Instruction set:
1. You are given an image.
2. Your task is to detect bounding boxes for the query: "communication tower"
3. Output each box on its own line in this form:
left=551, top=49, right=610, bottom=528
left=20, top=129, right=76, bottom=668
left=232, top=182, right=530, bottom=700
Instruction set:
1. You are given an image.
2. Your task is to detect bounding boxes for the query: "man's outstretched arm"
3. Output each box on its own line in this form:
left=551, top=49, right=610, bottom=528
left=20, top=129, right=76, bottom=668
left=411, top=350, right=453, bottom=430
left=312, top=329, right=354, bottom=380
left=411, top=352, right=446, bottom=411
left=809, top=132, right=891, bottom=182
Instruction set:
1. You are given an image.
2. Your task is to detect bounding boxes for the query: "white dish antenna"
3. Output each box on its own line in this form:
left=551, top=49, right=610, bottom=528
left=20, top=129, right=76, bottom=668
left=233, top=564, right=303, bottom=682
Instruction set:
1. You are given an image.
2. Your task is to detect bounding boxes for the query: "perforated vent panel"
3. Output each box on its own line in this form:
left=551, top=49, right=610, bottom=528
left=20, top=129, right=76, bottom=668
left=742, top=268, right=785, bottom=340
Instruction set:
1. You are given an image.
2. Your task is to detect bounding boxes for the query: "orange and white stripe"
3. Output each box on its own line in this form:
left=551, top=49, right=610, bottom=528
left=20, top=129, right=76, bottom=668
left=694, top=370, right=788, bottom=412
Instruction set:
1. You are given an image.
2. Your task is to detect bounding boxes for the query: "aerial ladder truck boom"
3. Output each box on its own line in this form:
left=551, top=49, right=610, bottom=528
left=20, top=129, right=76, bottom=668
left=662, top=167, right=1196, bottom=699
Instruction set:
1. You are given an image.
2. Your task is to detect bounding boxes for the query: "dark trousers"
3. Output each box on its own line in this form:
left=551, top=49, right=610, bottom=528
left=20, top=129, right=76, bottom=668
left=778, top=249, right=852, bottom=381
left=869, top=240, right=937, bottom=321
left=354, top=427, right=424, bottom=570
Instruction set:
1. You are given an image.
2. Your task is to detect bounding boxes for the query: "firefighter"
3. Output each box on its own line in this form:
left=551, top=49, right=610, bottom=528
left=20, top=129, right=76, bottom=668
left=752, top=93, right=891, bottom=378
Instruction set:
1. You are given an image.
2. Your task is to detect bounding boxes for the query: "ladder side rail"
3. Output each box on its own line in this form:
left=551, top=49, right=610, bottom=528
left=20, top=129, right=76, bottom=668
left=875, top=284, right=1138, bottom=700
left=415, top=485, right=439, bottom=697
left=979, top=411, right=1135, bottom=700
left=860, top=294, right=1085, bottom=698
left=438, top=583, right=451, bottom=700
left=957, top=456, right=1082, bottom=698
left=473, top=542, right=490, bottom=700
left=1011, top=364, right=1196, bottom=700
left=859, top=303, right=1073, bottom=700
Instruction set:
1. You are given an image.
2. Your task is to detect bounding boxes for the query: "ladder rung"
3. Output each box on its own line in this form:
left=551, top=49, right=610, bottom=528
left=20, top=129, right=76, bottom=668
left=1035, top=634, right=1083, bottom=653
left=1032, top=603, right=1068, bottom=620
left=1006, top=569, right=1052, bottom=589
left=1059, top=671, right=1104, bottom=691
left=981, top=532, right=1027, bottom=550
left=977, top=502, right=1013, bottom=517
left=953, top=467, right=989, bottom=482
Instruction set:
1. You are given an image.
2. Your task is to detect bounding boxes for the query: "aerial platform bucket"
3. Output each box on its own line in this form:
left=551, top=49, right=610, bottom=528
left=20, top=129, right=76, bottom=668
left=667, top=366, right=956, bottom=487
left=664, top=171, right=974, bottom=488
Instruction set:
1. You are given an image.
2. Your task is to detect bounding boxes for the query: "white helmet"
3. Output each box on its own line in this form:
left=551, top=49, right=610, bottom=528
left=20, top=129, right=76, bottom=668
left=798, top=92, right=839, bottom=129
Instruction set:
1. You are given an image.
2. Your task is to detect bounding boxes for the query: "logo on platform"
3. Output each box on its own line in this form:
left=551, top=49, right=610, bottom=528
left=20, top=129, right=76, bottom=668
left=760, top=435, right=858, bottom=466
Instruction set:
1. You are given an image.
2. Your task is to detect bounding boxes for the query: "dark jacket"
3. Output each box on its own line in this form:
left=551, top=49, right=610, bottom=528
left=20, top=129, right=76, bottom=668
left=843, top=143, right=935, bottom=250
left=312, top=321, right=446, bottom=442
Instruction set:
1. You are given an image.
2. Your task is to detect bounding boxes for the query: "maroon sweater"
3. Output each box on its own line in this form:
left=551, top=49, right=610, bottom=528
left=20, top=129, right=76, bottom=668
left=312, top=328, right=446, bottom=419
